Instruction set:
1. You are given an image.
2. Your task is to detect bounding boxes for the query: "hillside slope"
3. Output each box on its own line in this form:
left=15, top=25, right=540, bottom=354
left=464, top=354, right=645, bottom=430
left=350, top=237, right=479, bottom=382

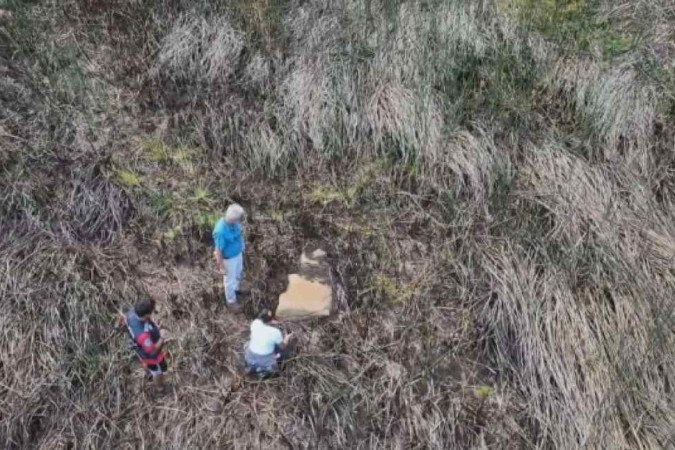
left=1, top=0, right=674, bottom=448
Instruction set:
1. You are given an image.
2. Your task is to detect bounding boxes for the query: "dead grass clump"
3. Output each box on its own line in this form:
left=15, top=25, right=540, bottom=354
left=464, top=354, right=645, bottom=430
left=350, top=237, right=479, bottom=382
left=366, top=83, right=424, bottom=163
left=242, top=52, right=272, bottom=90
left=519, top=144, right=618, bottom=243
left=519, top=143, right=675, bottom=275
left=276, top=5, right=363, bottom=161
left=242, top=121, right=290, bottom=174
left=0, top=229, right=133, bottom=447
left=60, top=171, right=134, bottom=245
left=278, top=56, right=339, bottom=155
left=552, top=60, right=658, bottom=165
left=155, top=14, right=244, bottom=85
left=478, top=246, right=674, bottom=448
left=423, top=128, right=505, bottom=206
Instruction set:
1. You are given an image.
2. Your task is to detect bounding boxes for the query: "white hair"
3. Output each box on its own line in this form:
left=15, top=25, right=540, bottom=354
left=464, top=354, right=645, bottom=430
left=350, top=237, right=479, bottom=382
left=225, top=203, right=245, bottom=223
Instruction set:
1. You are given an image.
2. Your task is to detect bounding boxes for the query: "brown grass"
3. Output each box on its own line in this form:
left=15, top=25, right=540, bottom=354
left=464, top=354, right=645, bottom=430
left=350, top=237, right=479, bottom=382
left=0, top=0, right=673, bottom=448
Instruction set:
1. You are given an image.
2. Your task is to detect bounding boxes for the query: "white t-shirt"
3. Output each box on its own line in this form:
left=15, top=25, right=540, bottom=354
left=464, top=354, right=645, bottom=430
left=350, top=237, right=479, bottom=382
left=248, top=319, right=283, bottom=355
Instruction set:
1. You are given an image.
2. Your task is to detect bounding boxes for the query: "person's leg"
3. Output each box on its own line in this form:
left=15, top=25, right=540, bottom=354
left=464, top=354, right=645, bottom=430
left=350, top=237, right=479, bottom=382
left=155, top=360, right=167, bottom=385
left=233, top=252, right=243, bottom=294
left=143, top=365, right=153, bottom=381
left=146, top=363, right=160, bottom=381
left=222, top=259, right=229, bottom=303
left=146, top=360, right=167, bottom=384
left=243, top=343, right=257, bottom=374
left=224, top=256, right=237, bottom=304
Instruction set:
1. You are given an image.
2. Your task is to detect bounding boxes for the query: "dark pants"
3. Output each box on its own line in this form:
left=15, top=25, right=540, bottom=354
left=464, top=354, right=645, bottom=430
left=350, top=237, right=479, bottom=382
left=145, top=359, right=168, bottom=377
left=244, top=339, right=296, bottom=376
left=275, top=340, right=296, bottom=362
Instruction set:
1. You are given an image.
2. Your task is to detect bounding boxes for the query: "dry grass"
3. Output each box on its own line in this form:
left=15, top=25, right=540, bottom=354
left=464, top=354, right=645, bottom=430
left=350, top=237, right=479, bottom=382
left=478, top=246, right=674, bottom=448
left=155, top=14, right=245, bottom=84
left=1, top=0, right=674, bottom=448
left=551, top=60, right=658, bottom=166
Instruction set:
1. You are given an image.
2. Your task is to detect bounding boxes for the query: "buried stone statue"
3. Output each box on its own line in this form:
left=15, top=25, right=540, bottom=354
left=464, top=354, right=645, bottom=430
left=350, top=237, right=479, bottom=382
left=276, top=246, right=332, bottom=320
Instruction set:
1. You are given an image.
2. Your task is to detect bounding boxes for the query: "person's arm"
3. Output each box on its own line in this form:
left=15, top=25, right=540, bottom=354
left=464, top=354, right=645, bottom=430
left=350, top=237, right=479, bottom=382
left=240, top=225, right=246, bottom=253
left=282, top=332, right=293, bottom=347
left=275, top=331, right=293, bottom=352
left=213, top=224, right=226, bottom=270
left=117, top=311, right=127, bottom=327
left=213, top=248, right=224, bottom=271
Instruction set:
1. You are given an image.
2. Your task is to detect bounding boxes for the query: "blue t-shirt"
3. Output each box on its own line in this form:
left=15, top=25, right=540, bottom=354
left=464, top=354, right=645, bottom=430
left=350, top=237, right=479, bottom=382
left=213, top=218, right=243, bottom=259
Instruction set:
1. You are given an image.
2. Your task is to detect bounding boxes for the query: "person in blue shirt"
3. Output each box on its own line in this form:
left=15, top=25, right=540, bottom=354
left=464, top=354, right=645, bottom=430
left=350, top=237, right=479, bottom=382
left=213, top=203, right=245, bottom=310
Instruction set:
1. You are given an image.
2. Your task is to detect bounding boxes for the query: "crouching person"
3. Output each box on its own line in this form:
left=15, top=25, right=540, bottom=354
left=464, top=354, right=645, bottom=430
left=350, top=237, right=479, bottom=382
left=120, top=299, right=168, bottom=383
left=244, top=309, right=293, bottom=377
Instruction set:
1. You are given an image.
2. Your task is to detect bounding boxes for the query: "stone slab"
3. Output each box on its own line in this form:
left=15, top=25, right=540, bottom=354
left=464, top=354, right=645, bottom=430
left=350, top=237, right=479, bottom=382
left=276, top=247, right=332, bottom=320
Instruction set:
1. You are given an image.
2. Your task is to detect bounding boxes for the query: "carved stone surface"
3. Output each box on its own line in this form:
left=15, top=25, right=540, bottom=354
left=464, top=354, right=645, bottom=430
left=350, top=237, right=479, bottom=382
left=276, top=247, right=332, bottom=320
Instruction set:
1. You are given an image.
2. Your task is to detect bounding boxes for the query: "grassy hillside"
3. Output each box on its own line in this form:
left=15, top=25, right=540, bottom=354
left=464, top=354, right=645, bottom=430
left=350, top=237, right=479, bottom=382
left=1, top=0, right=673, bottom=447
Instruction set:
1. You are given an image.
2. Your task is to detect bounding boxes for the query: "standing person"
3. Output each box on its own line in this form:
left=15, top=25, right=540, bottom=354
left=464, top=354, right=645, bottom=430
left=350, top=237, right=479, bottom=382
left=119, top=299, right=168, bottom=383
left=244, top=309, right=294, bottom=377
left=213, top=203, right=246, bottom=310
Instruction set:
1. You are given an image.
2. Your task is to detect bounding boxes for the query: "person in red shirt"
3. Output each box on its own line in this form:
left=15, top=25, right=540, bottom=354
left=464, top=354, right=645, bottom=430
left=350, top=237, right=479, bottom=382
left=119, top=299, right=167, bottom=383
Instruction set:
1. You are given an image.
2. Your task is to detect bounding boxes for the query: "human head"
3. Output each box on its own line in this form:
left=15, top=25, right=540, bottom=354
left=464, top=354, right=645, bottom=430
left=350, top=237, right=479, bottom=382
left=134, top=299, right=156, bottom=319
left=257, top=308, right=273, bottom=323
left=225, top=203, right=245, bottom=224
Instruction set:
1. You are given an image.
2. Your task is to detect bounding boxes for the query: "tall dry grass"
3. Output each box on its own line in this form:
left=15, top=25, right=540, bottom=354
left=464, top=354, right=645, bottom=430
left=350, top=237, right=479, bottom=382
left=1, top=0, right=673, bottom=448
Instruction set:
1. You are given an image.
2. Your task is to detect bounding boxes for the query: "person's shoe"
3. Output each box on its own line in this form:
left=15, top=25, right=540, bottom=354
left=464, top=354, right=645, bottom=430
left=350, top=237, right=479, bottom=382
left=227, top=302, right=242, bottom=312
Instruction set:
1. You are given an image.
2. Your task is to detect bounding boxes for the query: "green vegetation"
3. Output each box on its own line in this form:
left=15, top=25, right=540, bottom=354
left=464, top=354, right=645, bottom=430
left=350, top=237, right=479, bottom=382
left=114, top=169, right=141, bottom=188
left=0, top=0, right=673, bottom=448
left=500, top=0, right=639, bottom=59
left=474, top=385, right=494, bottom=399
left=143, top=138, right=169, bottom=162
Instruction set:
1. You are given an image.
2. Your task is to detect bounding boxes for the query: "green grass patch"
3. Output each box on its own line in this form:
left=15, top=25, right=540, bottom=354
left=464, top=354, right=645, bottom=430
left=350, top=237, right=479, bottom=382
left=599, top=32, right=634, bottom=59
left=172, top=148, right=195, bottom=173
left=499, top=0, right=638, bottom=59
left=114, top=169, right=141, bottom=187
left=163, top=225, right=183, bottom=241
left=474, top=385, right=494, bottom=399
left=143, top=138, right=168, bottom=162
left=270, top=210, right=285, bottom=224
left=310, top=184, right=357, bottom=207
left=370, top=273, right=415, bottom=305
left=189, top=187, right=212, bottom=205
left=309, top=161, right=383, bottom=208
left=147, top=185, right=218, bottom=235
left=195, top=211, right=221, bottom=230
left=150, top=192, right=173, bottom=216
left=141, top=138, right=197, bottom=172
left=431, top=29, right=539, bottom=129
